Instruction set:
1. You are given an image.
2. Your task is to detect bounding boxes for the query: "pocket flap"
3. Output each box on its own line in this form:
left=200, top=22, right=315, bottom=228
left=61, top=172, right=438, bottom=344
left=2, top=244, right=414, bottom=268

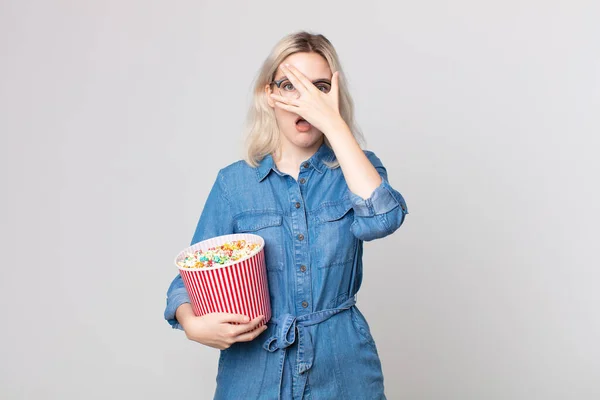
left=234, top=213, right=283, bottom=232
left=318, top=201, right=354, bottom=222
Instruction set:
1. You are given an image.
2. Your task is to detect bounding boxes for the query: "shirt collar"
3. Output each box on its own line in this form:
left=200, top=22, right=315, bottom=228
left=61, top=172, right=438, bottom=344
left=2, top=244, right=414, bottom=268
left=256, top=142, right=335, bottom=182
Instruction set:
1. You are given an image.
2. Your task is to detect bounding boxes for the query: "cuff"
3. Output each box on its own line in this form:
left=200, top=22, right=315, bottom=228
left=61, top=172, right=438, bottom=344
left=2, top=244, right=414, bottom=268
left=348, top=179, right=402, bottom=217
left=164, top=289, right=191, bottom=331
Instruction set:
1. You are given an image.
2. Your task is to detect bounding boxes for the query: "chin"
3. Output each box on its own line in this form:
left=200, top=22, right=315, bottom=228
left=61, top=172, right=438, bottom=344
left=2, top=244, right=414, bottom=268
left=292, top=132, right=323, bottom=148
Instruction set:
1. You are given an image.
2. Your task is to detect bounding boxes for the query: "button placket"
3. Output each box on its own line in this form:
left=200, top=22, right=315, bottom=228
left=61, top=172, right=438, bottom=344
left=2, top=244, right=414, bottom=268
left=293, top=166, right=311, bottom=314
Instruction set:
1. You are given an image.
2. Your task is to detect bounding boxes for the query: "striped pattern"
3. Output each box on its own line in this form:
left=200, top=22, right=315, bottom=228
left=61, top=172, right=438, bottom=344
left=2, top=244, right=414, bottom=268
left=175, top=233, right=272, bottom=326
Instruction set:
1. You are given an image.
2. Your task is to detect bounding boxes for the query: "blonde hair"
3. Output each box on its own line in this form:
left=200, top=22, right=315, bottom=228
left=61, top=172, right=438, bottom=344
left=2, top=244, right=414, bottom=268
left=243, top=31, right=365, bottom=169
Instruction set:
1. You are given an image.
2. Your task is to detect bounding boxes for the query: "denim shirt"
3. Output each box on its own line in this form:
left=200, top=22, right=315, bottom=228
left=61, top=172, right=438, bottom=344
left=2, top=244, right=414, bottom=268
left=164, top=142, right=408, bottom=399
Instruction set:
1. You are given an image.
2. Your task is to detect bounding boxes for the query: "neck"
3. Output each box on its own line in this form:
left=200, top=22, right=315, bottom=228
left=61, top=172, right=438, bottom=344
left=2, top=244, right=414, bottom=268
left=273, top=138, right=324, bottom=168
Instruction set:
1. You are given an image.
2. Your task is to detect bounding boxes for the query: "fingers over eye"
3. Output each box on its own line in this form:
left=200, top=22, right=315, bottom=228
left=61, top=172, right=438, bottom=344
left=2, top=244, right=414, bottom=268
left=280, top=64, right=309, bottom=93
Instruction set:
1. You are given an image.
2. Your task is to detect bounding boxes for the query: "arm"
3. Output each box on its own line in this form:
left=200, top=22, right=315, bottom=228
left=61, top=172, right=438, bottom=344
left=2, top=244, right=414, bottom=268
left=164, top=169, right=235, bottom=330
left=323, top=120, right=409, bottom=241
left=324, top=119, right=384, bottom=201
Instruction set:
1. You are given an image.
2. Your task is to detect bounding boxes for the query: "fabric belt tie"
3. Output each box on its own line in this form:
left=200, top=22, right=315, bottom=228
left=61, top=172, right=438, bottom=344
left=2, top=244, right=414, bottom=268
left=262, top=295, right=357, bottom=400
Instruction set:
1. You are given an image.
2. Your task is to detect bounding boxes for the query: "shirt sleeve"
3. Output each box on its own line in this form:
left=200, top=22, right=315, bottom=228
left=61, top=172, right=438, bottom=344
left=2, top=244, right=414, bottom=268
left=348, top=150, right=409, bottom=241
left=164, top=169, right=235, bottom=330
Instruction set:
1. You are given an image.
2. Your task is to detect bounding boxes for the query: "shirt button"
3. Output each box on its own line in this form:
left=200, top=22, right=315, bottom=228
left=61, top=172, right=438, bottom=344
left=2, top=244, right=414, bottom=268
left=301, top=301, right=308, bottom=308
left=299, top=178, right=306, bottom=184
left=300, top=265, right=307, bottom=272
left=297, top=233, right=304, bottom=241
left=302, top=162, right=309, bottom=168
left=295, top=202, right=301, bottom=209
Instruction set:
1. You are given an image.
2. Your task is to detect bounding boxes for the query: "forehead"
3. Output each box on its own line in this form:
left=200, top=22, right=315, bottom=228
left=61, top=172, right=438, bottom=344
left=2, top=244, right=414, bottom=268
left=275, top=52, right=332, bottom=80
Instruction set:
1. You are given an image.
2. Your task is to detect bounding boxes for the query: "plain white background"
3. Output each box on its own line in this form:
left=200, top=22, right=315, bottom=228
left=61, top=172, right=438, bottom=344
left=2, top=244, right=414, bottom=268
left=1, top=1, right=599, bottom=399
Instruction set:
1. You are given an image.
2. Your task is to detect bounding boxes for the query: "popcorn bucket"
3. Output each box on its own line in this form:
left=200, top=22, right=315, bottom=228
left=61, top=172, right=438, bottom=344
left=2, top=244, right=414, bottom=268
left=175, top=233, right=272, bottom=326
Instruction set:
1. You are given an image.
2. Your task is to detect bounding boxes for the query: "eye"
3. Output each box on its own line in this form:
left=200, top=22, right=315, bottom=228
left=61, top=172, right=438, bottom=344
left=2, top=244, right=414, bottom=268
left=281, top=80, right=295, bottom=91
left=317, top=83, right=331, bottom=93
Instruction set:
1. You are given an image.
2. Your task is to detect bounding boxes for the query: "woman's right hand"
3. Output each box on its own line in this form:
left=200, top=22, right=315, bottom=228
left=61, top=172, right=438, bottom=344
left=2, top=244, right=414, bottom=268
left=175, top=303, right=268, bottom=350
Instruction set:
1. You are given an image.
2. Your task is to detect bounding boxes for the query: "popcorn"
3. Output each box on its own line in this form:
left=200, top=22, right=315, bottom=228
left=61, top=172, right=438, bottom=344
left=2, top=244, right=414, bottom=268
left=176, top=239, right=260, bottom=269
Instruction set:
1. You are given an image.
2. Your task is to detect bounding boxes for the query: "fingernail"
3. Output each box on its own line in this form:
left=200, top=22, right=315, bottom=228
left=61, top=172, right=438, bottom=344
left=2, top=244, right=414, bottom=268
left=243, top=316, right=250, bottom=322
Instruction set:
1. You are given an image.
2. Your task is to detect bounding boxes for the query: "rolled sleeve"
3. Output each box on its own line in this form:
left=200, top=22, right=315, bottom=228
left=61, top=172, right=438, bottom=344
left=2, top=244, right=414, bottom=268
left=164, top=275, right=190, bottom=330
left=348, top=179, right=405, bottom=217
left=348, top=151, right=409, bottom=241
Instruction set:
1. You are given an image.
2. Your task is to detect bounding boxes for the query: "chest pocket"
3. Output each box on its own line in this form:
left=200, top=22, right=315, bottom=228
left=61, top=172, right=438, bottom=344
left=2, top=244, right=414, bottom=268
left=234, top=213, right=284, bottom=272
left=314, top=200, right=357, bottom=269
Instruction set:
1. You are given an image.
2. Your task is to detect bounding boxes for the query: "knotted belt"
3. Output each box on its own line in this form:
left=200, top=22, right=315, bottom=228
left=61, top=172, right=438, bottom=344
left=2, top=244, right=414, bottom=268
left=262, top=295, right=357, bottom=400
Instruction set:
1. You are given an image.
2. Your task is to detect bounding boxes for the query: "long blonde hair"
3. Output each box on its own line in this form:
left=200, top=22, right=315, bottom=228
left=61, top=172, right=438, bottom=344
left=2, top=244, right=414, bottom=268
left=243, top=31, right=365, bottom=168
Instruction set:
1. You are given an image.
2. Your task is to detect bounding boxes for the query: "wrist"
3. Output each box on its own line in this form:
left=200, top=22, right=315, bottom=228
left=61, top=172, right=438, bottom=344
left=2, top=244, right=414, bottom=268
left=322, top=117, right=349, bottom=138
left=175, top=303, right=195, bottom=328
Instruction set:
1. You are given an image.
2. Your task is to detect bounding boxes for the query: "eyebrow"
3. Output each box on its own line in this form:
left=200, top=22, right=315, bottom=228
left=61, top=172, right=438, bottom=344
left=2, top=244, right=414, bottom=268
left=277, top=76, right=331, bottom=84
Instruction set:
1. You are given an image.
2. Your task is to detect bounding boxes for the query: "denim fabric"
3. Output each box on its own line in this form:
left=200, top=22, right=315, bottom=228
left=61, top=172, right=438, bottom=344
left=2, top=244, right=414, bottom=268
left=164, top=142, right=408, bottom=399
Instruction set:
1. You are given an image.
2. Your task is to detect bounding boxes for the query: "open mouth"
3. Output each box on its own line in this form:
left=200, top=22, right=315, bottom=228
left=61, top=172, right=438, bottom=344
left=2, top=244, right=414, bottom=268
left=295, top=116, right=312, bottom=132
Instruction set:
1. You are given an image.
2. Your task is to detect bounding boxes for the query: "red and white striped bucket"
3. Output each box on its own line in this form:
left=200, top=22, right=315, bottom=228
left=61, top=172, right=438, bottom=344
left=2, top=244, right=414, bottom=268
left=175, top=233, right=272, bottom=326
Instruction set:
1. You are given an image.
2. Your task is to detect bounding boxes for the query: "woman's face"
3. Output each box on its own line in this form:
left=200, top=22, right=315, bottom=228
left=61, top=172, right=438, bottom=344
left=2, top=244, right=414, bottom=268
left=265, top=52, right=332, bottom=152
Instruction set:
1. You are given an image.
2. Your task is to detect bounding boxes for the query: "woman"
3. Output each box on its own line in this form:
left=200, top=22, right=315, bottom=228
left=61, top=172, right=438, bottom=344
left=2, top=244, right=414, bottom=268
left=164, top=31, right=409, bottom=399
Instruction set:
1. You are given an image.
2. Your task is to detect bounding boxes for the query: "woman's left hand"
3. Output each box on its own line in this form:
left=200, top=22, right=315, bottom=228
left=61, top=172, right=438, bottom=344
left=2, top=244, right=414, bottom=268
left=270, top=63, right=345, bottom=135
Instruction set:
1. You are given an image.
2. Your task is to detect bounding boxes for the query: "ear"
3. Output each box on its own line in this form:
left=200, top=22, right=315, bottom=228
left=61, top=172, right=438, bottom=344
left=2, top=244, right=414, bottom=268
left=265, top=84, right=275, bottom=108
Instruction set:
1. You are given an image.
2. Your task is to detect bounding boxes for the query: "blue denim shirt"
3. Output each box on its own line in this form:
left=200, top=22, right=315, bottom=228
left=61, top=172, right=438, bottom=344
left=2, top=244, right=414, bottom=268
left=164, top=142, right=408, bottom=399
